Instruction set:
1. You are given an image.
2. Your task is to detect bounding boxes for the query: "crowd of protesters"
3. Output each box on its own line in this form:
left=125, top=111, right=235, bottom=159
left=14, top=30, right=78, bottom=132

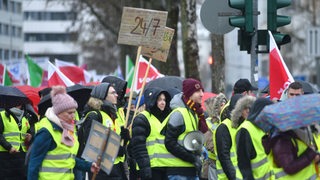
left=0, top=75, right=319, bottom=180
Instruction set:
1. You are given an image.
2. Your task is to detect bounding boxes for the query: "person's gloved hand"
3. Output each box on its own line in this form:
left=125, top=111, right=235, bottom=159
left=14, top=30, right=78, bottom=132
left=193, top=155, right=202, bottom=176
left=139, top=167, right=152, bottom=180
left=202, top=146, right=208, bottom=160
left=117, top=146, right=126, bottom=157
left=120, top=126, right=131, bottom=145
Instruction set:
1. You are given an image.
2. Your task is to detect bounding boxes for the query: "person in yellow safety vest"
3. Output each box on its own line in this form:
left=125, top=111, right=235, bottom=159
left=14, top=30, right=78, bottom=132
left=162, top=78, right=208, bottom=180
left=77, top=83, right=130, bottom=180
left=131, top=87, right=172, bottom=180
left=236, top=98, right=274, bottom=180
left=27, top=86, right=99, bottom=180
left=214, top=94, right=244, bottom=180
left=0, top=104, right=33, bottom=179
left=201, top=93, right=227, bottom=179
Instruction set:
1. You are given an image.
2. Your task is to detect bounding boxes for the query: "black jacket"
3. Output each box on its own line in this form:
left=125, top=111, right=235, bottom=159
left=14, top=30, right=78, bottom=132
left=131, top=87, right=171, bottom=179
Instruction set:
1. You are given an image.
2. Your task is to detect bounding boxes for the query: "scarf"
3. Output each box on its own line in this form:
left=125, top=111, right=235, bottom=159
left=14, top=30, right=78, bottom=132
left=183, top=96, right=208, bottom=133
left=60, top=119, right=75, bottom=147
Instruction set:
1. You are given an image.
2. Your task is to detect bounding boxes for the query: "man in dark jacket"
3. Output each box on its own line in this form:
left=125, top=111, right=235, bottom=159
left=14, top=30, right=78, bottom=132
left=164, top=78, right=207, bottom=179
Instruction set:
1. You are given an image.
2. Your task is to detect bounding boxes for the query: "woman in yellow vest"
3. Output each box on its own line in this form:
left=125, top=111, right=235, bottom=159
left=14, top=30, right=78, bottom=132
left=131, top=87, right=172, bottom=180
left=0, top=104, right=33, bottom=179
left=236, top=98, right=274, bottom=180
left=27, top=86, right=99, bottom=180
left=77, top=83, right=129, bottom=180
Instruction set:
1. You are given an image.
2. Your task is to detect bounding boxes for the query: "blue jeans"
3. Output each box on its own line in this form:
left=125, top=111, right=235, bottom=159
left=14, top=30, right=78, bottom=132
left=168, top=175, right=199, bottom=180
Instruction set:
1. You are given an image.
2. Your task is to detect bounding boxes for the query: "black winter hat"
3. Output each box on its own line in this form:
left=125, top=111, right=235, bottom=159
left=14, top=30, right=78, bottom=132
left=90, top=83, right=110, bottom=100
left=247, top=98, right=273, bottom=122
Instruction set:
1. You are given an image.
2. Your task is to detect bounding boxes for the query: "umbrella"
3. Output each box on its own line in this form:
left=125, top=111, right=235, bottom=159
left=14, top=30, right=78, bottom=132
left=145, top=76, right=184, bottom=91
left=0, top=86, right=31, bottom=108
left=15, top=85, right=45, bottom=113
left=38, top=84, right=93, bottom=116
left=260, top=80, right=318, bottom=95
left=255, top=94, right=320, bottom=133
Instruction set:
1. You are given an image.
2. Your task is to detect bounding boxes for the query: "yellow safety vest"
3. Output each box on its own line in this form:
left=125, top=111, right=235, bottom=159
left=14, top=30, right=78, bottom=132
left=0, top=111, right=30, bottom=152
left=239, top=120, right=273, bottom=180
left=206, top=117, right=219, bottom=161
left=214, top=118, right=243, bottom=180
left=272, top=137, right=318, bottom=179
left=38, top=118, right=79, bottom=180
left=116, top=107, right=126, bottom=127
left=159, top=107, right=199, bottom=167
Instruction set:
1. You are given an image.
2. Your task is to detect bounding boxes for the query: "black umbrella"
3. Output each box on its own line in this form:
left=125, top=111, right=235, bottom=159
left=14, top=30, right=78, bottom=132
left=145, top=76, right=184, bottom=91
left=0, top=86, right=31, bottom=108
left=38, top=84, right=93, bottom=116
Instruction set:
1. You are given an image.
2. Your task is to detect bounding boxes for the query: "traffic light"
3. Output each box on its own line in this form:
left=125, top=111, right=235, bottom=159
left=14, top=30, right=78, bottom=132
left=228, top=0, right=253, bottom=33
left=267, top=0, right=291, bottom=46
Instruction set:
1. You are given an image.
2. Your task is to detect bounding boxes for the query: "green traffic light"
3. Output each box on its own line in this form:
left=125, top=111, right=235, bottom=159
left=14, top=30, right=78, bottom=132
left=228, top=0, right=253, bottom=32
left=273, top=33, right=291, bottom=45
left=229, top=17, right=246, bottom=28
left=229, top=0, right=245, bottom=9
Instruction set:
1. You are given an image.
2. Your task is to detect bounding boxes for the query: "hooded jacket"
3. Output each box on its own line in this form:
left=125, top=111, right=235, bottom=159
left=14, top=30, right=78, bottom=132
left=131, top=87, right=171, bottom=179
left=102, top=76, right=128, bottom=108
left=163, top=93, right=200, bottom=176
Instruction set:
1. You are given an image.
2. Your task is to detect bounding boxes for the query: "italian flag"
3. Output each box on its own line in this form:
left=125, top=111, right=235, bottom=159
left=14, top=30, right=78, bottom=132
left=125, top=55, right=134, bottom=88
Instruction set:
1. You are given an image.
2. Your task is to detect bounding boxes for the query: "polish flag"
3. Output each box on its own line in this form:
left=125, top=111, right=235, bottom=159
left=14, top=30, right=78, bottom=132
left=133, top=56, right=163, bottom=92
left=48, top=61, right=74, bottom=87
left=269, top=31, right=294, bottom=99
left=55, top=59, right=92, bottom=84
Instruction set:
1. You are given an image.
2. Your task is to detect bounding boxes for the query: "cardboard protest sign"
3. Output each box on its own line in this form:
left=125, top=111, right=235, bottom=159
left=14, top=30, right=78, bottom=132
left=141, top=27, right=175, bottom=62
left=118, top=7, right=168, bottom=48
left=81, top=120, right=121, bottom=175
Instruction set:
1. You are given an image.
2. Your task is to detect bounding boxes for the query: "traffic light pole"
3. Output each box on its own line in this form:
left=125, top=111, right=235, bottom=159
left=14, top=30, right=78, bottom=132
left=250, top=0, right=258, bottom=87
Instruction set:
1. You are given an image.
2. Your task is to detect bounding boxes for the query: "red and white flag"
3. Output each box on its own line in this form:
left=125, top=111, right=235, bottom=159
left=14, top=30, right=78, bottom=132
left=133, top=56, right=163, bottom=92
left=55, top=59, right=92, bottom=84
left=269, top=31, right=294, bottom=99
left=48, top=61, right=74, bottom=87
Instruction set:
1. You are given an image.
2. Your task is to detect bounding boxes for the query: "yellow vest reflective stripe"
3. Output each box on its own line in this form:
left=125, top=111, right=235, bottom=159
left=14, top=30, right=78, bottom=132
left=38, top=118, right=79, bottom=180
left=239, top=120, right=273, bottom=180
left=214, top=118, right=243, bottom=180
left=0, top=111, right=29, bottom=152
left=272, top=137, right=317, bottom=179
left=206, top=117, right=219, bottom=160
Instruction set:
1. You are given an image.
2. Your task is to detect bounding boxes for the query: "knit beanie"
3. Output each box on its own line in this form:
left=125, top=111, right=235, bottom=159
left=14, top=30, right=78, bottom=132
left=182, top=78, right=204, bottom=99
left=51, top=86, right=78, bottom=115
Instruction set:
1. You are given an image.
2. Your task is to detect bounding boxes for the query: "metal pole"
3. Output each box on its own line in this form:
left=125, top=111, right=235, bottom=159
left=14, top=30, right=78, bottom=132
left=317, top=57, right=320, bottom=88
left=250, top=0, right=258, bottom=87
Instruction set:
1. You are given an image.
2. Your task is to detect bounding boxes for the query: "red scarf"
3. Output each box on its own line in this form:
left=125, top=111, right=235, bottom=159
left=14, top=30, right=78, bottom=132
left=183, top=96, right=208, bottom=133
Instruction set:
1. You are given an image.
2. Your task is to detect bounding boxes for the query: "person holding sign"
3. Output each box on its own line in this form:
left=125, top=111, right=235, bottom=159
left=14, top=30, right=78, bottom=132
left=131, top=87, right=172, bottom=180
left=27, top=86, right=99, bottom=180
left=77, top=83, right=129, bottom=180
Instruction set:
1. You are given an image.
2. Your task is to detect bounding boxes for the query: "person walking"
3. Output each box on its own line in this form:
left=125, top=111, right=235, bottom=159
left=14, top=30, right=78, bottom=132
left=131, top=87, right=172, bottom=180
left=163, top=78, right=208, bottom=180
left=236, top=98, right=273, bottom=180
left=27, top=86, right=99, bottom=180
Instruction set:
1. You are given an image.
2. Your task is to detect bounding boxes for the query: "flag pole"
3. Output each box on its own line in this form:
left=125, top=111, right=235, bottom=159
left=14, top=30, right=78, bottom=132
left=124, top=46, right=142, bottom=128
left=131, top=57, right=152, bottom=123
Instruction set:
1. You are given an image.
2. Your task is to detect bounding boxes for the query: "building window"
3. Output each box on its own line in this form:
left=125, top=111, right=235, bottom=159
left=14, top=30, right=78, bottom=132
left=0, top=49, right=3, bottom=60
left=3, top=0, right=8, bottom=11
left=0, top=23, right=2, bottom=35
left=4, top=24, right=9, bottom=35
left=16, top=2, right=21, bottom=14
left=25, top=33, right=78, bottom=42
left=24, top=11, right=76, bottom=21
left=4, top=49, right=9, bottom=60
left=11, top=26, right=15, bottom=36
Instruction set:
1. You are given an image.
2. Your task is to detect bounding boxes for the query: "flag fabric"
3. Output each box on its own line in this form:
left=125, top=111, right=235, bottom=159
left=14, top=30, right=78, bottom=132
left=269, top=31, right=294, bottom=99
left=48, top=61, right=75, bottom=87
left=26, top=55, right=44, bottom=87
left=5, top=61, right=25, bottom=85
left=55, top=59, right=92, bottom=84
left=0, top=65, right=13, bottom=86
left=133, top=56, right=163, bottom=92
left=125, top=55, right=134, bottom=88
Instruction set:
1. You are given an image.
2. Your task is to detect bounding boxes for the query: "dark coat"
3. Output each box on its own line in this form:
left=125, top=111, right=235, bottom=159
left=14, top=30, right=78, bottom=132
left=131, top=87, right=171, bottom=180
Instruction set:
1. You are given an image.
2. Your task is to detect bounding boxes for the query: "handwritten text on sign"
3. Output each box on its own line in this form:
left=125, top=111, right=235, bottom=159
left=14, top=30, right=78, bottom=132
left=118, top=7, right=168, bottom=48
left=141, top=27, right=175, bottom=62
